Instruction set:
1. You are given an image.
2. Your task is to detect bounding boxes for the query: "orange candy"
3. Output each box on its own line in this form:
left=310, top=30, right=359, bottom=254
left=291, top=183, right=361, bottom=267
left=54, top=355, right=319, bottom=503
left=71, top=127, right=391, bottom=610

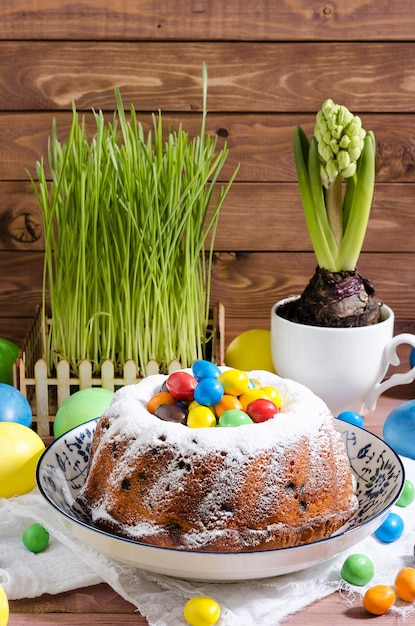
left=363, top=585, right=396, bottom=615
left=147, top=392, right=176, bottom=414
left=395, top=567, right=415, bottom=602
left=214, top=394, right=243, bottom=418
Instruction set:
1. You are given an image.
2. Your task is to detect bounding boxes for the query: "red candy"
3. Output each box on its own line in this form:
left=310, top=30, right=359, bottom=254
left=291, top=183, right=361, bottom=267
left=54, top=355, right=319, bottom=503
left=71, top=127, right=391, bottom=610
left=246, top=398, right=279, bottom=423
left=166, top=371, right=198, bottom=402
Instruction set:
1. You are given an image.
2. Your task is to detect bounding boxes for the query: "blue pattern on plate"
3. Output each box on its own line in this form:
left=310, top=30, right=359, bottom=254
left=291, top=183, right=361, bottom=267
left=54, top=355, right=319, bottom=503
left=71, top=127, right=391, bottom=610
left=37, top=419, right=405, bottom=544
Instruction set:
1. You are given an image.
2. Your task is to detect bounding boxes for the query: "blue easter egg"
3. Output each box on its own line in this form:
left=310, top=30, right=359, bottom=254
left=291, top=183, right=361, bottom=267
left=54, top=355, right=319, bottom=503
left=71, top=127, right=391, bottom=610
left=383, top=400, right=415, bottom=459
left=0, top=383, right=32, bottom=427
left=374, top=512, right=404, bottom=543
left=337, top=411, right=364, bottom=428
left=410, top=347, right=415, bottom=369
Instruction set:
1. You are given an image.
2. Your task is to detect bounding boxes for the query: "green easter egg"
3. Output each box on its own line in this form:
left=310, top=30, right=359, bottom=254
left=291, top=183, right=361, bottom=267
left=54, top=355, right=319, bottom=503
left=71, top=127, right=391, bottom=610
left=0, top=338, right=20, bottom=386
left=53, top=387, right=114, bottom=437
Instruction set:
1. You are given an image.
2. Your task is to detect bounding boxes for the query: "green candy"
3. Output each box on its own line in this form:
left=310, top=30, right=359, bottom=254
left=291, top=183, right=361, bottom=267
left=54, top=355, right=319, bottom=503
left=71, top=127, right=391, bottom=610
left=341, top=554, right=374, bottom=586
left=22, top=523, right=50, bottom=553
left=218, top=409, right=254, bottom=427
left=396, top=479, right=415, bottom=507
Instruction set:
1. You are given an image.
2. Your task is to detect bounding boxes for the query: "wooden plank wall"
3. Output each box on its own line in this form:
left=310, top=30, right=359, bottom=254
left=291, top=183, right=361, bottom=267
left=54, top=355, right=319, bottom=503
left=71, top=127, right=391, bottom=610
left=1, top=0, right=415, bottom=351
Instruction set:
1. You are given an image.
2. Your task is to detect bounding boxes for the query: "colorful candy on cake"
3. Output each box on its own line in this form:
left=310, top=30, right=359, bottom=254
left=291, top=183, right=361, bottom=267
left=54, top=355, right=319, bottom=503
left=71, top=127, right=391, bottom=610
left=76, top=361, right=358, bottom=552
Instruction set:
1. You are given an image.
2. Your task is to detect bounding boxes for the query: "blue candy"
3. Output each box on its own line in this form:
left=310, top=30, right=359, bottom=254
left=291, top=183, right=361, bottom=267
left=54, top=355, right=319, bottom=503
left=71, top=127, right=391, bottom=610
left=374, top=512, right=404, bottom=543
left=194, top=378, right=224, bottom=406
left=192, top=360, right=221, bottom=382
left=337, top=411, right=364, bottom=428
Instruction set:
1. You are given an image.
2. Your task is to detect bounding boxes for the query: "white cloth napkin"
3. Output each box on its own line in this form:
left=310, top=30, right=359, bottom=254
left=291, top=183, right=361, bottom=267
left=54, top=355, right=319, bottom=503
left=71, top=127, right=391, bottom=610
left=1, top=457, right=415, bottom=626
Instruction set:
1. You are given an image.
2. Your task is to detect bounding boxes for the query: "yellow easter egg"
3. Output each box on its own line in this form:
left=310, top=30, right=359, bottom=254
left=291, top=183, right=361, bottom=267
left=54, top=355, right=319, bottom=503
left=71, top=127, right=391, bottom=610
left=0, top=422, right=45, bottom=498
left=225, top=329, right=276, bottom=373
left=0, top=583, right=9, bottom=626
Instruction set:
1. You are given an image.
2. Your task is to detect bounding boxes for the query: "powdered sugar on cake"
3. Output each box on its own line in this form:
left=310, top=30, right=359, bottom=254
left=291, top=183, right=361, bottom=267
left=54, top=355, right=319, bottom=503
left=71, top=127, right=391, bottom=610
left=76, top=368, right=358, bottom=552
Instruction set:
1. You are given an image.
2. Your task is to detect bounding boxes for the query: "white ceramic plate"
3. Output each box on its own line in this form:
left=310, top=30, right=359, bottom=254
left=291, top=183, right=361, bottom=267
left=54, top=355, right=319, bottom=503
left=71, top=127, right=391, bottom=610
left=36, top=419, right=404, bottom=581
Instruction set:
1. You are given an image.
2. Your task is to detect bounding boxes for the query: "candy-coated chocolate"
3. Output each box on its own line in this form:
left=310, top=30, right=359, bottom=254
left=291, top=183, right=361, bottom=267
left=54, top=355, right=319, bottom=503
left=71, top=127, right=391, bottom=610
left=192, top=360, right=221, bottom=381
left=194, top=378, right=224, bottom=407
left=219, top=409, right=254, bottom=427
left=218, top=369, right=250, bottom=396
left=183, top=596, right=220, bottom=626
left=166, top=371, right=197, bottom=402
left=363, top=585, right=396, bottom=615
left=214, top=394, right=243, bottom=417
left=395, top=567, right=415, bottom=602
left=147, top=391, right=176, bottom=414
left=341, top=553, right=374, bottom=586
left=260, top=385, right=283, bottom=408
left=374, top=512, right=404, bottom=543
left=337, top=411, right=364, bottom=428
left=22, top=523, right=50, bottom=553
left=187, top=406, right=217, bottom=428
left=396, top=479, right=415, bottom=507
left=246, top=398, right=279, bottom=423
left=155, top=403, right=187, bottom=424
left=239, top=388, right=268, bottom=411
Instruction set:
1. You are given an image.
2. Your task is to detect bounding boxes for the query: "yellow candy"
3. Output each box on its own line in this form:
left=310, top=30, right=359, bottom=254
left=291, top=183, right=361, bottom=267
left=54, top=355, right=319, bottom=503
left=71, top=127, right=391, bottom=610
left=239, top=387, right=268, bottom=411
left=188, top=400, right=203, bottom=411
left=0, top=583, right=9, bottom=626
left=218, top=369, right=250, bottom=396
left=261, top=385, right=283, bottom=408
left=187, top=406, right=216, bottom=428
left=184, top=596, right=221, bottom=626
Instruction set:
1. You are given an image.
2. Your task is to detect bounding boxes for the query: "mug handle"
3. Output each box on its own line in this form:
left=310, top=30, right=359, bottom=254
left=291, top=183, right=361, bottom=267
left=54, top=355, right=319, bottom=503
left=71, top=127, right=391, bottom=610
left=364, top=333, right=415, bottom=411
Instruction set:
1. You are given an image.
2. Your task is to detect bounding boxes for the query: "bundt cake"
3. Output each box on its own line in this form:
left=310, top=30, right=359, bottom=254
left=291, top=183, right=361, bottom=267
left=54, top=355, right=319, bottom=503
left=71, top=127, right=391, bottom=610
left=76, top=365, right=358, bottom=552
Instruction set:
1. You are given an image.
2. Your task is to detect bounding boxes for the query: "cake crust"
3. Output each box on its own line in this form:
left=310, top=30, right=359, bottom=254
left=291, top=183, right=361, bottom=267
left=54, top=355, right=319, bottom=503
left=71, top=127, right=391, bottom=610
left=76, top=369, right=358, bottom=552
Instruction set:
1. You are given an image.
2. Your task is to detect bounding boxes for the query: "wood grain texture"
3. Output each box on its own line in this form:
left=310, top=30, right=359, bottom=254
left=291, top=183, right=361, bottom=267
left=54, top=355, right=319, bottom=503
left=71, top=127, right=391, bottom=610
left=4, top=113, right=415, bottom=184
left=1, top=0, right=415, bottom=41
left=1, top=250, right=414, bottom=346
left=2, top=181, right=414, bottom=253
left=0, top=2, right=414, bottom=367
left=2, top=42, right=415, bottom=112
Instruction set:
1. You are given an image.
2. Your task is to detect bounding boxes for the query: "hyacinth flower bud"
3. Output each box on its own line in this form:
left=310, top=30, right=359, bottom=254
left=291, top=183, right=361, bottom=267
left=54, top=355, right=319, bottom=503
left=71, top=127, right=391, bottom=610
left=314, top=100, right=366, bottom=183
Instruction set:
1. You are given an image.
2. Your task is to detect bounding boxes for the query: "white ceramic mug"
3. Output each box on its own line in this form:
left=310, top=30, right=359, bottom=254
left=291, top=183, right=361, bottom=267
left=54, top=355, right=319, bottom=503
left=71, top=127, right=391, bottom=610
left=271, top=296, right=415, bottom=416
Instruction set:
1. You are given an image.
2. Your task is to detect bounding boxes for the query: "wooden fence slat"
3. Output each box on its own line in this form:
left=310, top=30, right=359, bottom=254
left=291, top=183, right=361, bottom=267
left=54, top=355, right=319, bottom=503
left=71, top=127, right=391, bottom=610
left=123, top=360, right=138, bottom=386
left=101, top=359, right=115, bottom=391
left=33, top=358, right=50, bottom=437
left=56, top=359, right=71, bottom=407
left=78, top=360, right=93, bottom=389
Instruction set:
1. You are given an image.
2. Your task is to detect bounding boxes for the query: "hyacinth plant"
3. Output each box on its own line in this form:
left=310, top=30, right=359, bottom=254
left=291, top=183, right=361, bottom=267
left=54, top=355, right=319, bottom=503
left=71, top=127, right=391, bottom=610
left=29, top=65, right=238, bottom=376
left=281, top=98, right=381, bottom=327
